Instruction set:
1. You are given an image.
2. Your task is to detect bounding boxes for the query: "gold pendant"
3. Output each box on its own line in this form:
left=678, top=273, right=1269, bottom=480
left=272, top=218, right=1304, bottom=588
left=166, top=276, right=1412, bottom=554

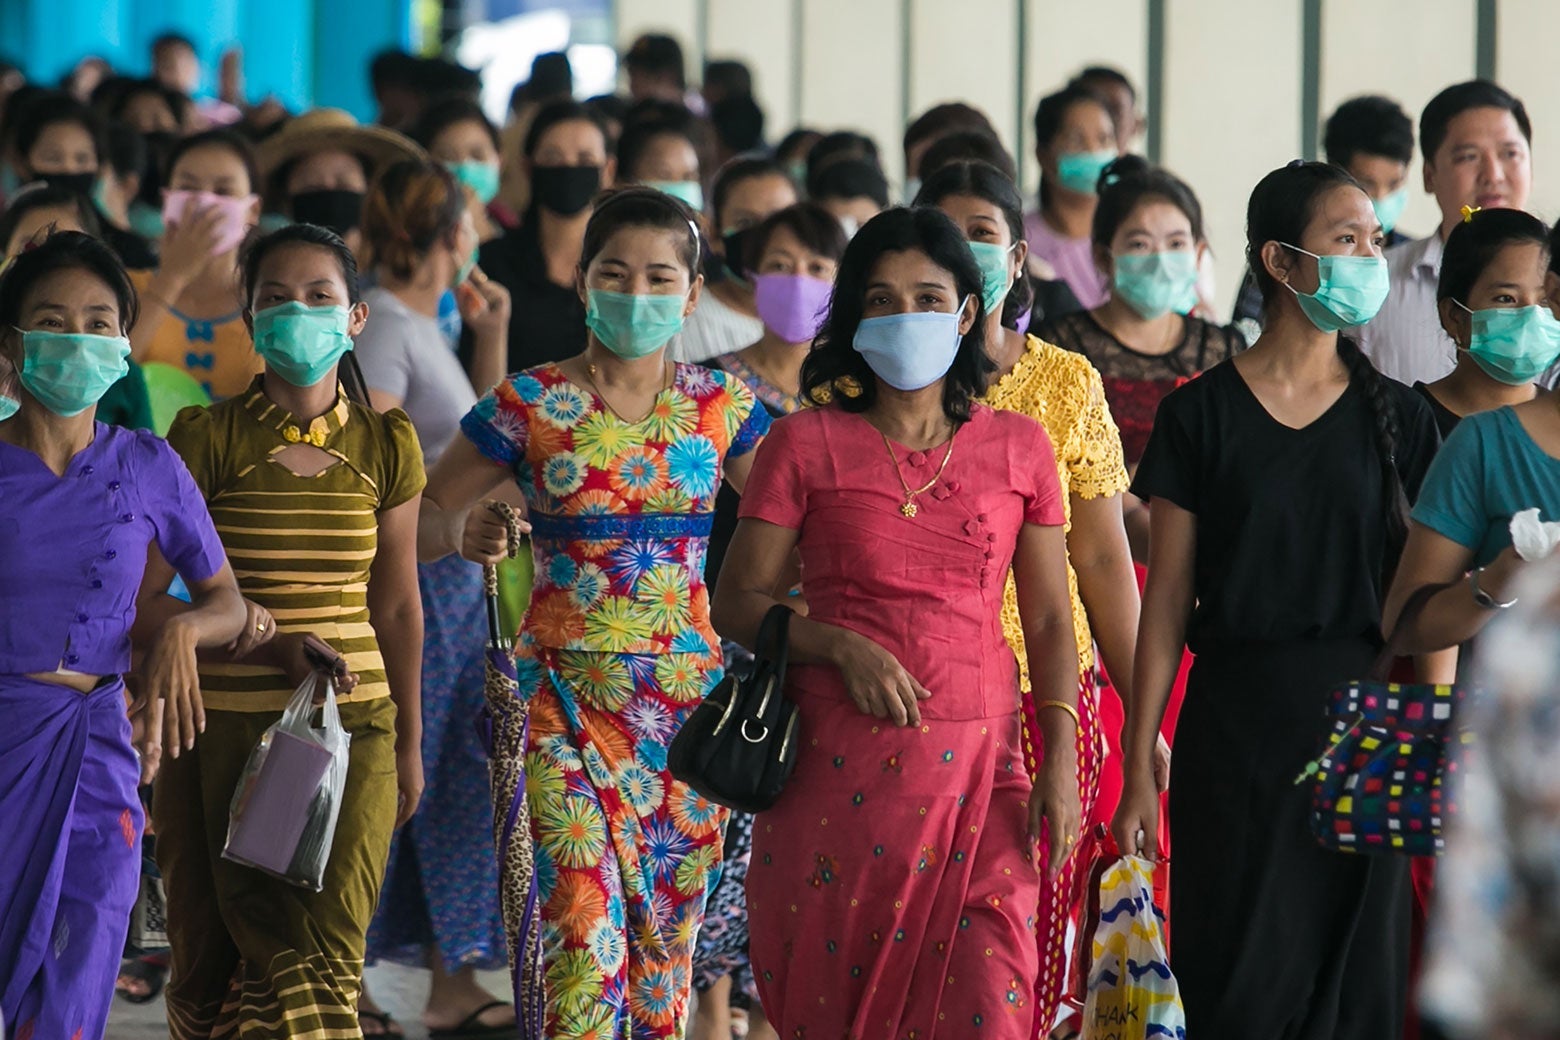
left=901, top=500, right=918, bottom=518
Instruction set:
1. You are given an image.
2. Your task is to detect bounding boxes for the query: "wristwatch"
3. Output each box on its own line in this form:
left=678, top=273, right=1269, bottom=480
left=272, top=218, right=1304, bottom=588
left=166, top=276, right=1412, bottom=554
left=1469, top=566, right=1518, bottom=610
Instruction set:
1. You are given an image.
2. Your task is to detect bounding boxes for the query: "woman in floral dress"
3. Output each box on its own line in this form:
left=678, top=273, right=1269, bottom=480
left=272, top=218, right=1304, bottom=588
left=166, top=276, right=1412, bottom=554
left=421, top=186, right=769, bottom=1038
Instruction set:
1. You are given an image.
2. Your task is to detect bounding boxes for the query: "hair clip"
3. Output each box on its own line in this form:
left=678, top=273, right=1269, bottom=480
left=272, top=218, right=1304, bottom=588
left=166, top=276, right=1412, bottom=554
left=1461, top=204, right=1481, bottom=223
left=1287, top=158, right=1307, bottom=169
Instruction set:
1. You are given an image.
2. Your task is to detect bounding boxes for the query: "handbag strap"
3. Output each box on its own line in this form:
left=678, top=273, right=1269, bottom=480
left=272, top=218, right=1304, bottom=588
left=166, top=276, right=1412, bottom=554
left=1369, top=581, right=1455, bottom=683
left=755, top=603, right=793, bottom=676
left=483, top=502, right=525, bottom=651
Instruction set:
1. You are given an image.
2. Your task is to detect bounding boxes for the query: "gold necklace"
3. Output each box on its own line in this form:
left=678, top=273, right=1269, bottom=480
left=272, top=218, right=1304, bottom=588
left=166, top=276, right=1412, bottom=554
left=880, top=427, right=956, bottom=518
left=585, top=358, right=671, bottom=424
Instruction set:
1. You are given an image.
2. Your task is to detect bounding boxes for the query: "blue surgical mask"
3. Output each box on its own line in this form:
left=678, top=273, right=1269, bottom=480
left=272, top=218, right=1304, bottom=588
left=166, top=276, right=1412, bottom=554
left=968, top=242, right=1015, bottom=315
left=15, top=329, right=131, bottom=417
left=252, top=303, right=355, bottom=387
left=447, top=160, right=501, bottom=205
left=585, top=289, right=688, bottom=359
left=1280, top=244, right=1390, bottom=332
left=645, top=180, right=705, bottom=212
left=1113, top=251, right=1200, bottom=319
left=852, top=301, right=968, bottom=391
left=1055, top=149, right=1118, bottom=196
left=1456, top=302, right=1560, bottom=385
left=1373, top=188, right=1409, bottom=237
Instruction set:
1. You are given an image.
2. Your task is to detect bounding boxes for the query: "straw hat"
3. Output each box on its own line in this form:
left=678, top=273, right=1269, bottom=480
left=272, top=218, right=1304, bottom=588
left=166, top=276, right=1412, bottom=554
left=256, top=108, right=426, bottom=184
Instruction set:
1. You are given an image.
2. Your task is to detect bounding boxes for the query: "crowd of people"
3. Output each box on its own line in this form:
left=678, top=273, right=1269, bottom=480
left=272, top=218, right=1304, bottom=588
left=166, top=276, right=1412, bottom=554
left=0, top=22, right=1556, bottom=1040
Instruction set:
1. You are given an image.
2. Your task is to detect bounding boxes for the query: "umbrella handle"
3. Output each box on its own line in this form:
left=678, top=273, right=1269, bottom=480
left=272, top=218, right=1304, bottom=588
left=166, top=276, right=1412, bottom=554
left=483, top=501, right=524, bottom=650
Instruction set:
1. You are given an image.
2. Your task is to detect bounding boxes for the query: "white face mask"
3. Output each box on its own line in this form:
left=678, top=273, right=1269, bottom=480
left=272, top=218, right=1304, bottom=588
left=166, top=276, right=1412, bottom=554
left=838, top=215, right=860, bottom=240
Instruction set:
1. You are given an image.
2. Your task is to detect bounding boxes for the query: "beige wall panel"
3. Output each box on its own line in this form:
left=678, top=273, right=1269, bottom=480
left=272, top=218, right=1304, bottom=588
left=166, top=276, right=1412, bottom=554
left=798, top=0, right=906, bottom=184
left=614, top=0, right=701, bottom=63
left=1496, top=0, right=1560, bottom=226
left=1162, top=0, right=1302, bottom=316
left=707, top=0, right=799, bottom=136
left=907, top=0, right=1019, bottom=195
left=1320, top=0, right=1474, bottom=247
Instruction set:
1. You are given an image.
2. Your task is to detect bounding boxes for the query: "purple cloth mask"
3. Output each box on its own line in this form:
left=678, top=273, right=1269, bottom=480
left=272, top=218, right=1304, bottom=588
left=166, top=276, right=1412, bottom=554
left=163, top=189, right=257, bottom=255
left=753, top=273, right=833, bottom=344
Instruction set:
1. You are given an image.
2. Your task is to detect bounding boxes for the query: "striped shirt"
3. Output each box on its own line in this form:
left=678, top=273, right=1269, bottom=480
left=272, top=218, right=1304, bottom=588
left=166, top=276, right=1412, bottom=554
left=167, top=380, right=425, bottom=712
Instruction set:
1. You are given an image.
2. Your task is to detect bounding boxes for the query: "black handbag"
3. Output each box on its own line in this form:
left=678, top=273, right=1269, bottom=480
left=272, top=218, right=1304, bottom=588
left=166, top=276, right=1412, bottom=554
left=668, top=604, right=800, bottom=813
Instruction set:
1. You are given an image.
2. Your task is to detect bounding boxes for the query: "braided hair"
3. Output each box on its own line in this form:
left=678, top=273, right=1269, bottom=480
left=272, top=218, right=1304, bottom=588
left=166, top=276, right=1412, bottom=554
left=1246, top=160, right=1409, bottom=575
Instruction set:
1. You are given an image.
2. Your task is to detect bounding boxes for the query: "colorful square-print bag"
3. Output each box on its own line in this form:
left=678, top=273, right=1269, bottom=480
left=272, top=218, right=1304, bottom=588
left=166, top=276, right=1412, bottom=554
left=1299, top=584, right=1478, bottom=856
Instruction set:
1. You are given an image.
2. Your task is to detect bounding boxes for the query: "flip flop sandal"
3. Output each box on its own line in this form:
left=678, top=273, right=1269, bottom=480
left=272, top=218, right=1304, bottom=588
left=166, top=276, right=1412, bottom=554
left=429, top=1001, right=518, bottom=1039
left=358, top=1009, right=405, bottom=1038
left=114, top=958, right=166, bottom=1005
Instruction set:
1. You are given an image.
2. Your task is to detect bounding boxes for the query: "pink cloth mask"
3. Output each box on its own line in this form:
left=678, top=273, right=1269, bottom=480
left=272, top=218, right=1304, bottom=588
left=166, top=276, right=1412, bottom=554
left=753, top=273, right=833, bottom=344
left=162, top=190, right=256, bottom=256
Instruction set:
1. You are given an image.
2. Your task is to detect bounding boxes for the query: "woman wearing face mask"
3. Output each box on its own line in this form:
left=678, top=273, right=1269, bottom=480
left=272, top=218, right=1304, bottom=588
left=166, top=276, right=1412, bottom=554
left=617, top=115, right=705, bottom=212
left=9, top=91, right=158, bottom=270
left=1114, top=162, right=1441, bottom=1040
left=129, top=129, right=263, bottom=400
left=422, top=187, right=770, bottom=1036
left=1036, top=156, right=1245, bottom=561
left=690, top=201, right=844, bottom=1040
left=1381, top=212, right=1560, bottom=659
left=1414, top=208, right=1551, bottom=438
left=352, top=159, right=516, bottom=1039
left=713, top=207, right=1081, bottom=1038
left=256, top=108, right=426, bottom=260
left=151, top=224, right=426, bottom=1040
left=0, top=184, right=156, bottom=429
left=671, top=156, right=798, bottom=364
left=915, top=159, right=1155, bottom=1036
left=475, top=100, right=617, bottom=375
left=1024, top=85, right=1120, bottom=309
left=0, top=231, right=246, bottom=1040
left=411, top=96, right=511, bottom=243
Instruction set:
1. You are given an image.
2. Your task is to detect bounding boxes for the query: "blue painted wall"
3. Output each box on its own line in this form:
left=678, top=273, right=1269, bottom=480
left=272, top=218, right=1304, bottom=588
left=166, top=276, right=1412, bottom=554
left=2, top=0, right=413, bottom=119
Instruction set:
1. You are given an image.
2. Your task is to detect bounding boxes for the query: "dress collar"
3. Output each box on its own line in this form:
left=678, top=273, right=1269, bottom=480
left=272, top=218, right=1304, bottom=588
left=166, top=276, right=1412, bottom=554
left=240, top=377, right=350, bottom=446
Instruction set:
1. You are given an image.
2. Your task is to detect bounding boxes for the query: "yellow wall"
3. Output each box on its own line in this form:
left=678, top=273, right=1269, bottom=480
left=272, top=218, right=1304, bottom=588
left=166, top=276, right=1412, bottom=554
left=612, top=0, right=1557, bottom=318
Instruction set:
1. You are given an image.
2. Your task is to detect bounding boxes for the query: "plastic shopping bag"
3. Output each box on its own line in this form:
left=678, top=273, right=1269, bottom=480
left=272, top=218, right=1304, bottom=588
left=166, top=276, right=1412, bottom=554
left=1082, top=855, right=1186, bottom=1040
left=222, top=673, right=351, bottom=891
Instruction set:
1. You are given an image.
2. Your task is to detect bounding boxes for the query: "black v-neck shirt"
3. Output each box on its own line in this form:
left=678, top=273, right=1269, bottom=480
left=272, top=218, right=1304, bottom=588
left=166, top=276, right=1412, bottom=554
left=1131, top=359, right=1440, bottom=651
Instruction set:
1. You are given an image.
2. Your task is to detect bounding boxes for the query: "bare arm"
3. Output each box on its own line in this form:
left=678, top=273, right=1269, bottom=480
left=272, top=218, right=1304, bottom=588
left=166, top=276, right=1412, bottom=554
left=711, top=517, right=931, bottom=726
left=368, top=389, right=404, bottom=413
left=419, top=436, right=528, bottom=564
left=1013, top=521, right=1084, bottom=876
left=1384, top=522, right=1519, bottom=654
left=369, top=496, right=426, bottom=827
left=1067, top=492, right=1140, bottom=709
left=1112, top=497, right=1196, bottom=857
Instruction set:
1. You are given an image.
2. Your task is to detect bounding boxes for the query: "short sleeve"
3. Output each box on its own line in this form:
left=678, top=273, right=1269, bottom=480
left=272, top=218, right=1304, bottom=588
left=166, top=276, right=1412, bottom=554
left=353, top=304, right=414, bottom=401
left=737, top=412, right=809, bottom=529
left=1024, top=420, right=1066, bottom=526
left=1067, top=363, right=1131, bottom=501
left=1410, top=416, right=1487, bottom=550
left=139, top=430, right=227, bottom=583
left=378, top=409, right=427, bottom=510
left=1131, top=386, right=1201, bottom=513
left=728, top=393, right=771, bottom=458
left=460, top=376, right=529, bottom=468
left=165, top=403, right=219, bottom=498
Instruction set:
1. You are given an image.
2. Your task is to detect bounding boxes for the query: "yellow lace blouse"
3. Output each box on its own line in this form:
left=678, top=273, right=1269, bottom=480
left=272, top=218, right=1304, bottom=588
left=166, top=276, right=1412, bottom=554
left=983, top=335, right=1130, bottom=684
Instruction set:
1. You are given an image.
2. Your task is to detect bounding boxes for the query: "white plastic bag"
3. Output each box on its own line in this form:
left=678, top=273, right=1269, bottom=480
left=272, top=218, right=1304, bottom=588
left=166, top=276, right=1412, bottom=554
left=1082, top=855, right=1186, bottom=1040
left=222, top=673, right=351, bottom=891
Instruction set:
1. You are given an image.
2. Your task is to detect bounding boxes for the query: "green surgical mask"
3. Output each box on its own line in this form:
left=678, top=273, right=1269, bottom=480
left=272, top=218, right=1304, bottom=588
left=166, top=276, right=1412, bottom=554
left=585, top=289, right=688, bottom=359
left=1113, top=251, right=1200, bottom=319
left=1373, top=188, right=1409, bottom=237
left=447, top=160, right=501, bottom=205
left=1457, top=302, right=1560, bottom=385
left=968, top=241, right=1015, bottom=315
left=645, top=180, right=705, bottom=212
left=252, top=303, right=354, bottom=387
left=1281, top=245, right=1390, bottom=332
left=1055, top=149, right=1117, bottom=195
left=15, top=329, right=131, bottom=417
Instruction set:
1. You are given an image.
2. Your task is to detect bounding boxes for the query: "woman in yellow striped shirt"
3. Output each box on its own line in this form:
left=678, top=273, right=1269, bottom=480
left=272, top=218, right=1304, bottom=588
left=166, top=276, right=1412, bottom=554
left=149, top=223, right=426, bottom=1040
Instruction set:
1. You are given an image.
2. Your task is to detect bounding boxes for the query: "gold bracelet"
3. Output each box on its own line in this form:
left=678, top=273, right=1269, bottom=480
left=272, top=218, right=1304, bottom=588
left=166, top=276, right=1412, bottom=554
left=1035, top=699, right=1080, bottom=729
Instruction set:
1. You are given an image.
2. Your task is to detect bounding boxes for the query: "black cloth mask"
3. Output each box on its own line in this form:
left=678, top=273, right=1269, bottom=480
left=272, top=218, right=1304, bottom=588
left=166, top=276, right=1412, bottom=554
left=530, top=165, right=602, bottom=216
left=290, top=189, right=366, bottom=235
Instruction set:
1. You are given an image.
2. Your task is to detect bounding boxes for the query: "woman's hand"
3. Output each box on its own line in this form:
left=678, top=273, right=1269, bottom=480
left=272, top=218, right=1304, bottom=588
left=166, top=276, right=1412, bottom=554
left=394, top=741, right=424, bottom=828
left=158, top=200, right=227, bottom=287
left=457, top=267, right=511, bottom=340
left=271, top=632, right=359, bottom=696
left=1030, top=743, right=1082, bottom=878
left=138, top=616, right=204, bottom=759
left=460, top=500, right=530, bottom=566
left=1111, top=766, right=1162, bottom=860
left=225, top=599, right=276, bottom=660
left=829, top=628, right=931, bottom=727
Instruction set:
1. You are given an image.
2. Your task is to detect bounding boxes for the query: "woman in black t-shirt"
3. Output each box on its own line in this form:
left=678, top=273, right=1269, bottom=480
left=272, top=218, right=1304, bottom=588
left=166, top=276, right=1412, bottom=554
left=1115, top=161, right=1441, bottom=1040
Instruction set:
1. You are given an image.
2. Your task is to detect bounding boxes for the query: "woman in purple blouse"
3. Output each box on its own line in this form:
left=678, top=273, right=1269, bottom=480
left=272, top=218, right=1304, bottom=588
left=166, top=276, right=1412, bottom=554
left=0, top=232, right=246, bottom=1040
